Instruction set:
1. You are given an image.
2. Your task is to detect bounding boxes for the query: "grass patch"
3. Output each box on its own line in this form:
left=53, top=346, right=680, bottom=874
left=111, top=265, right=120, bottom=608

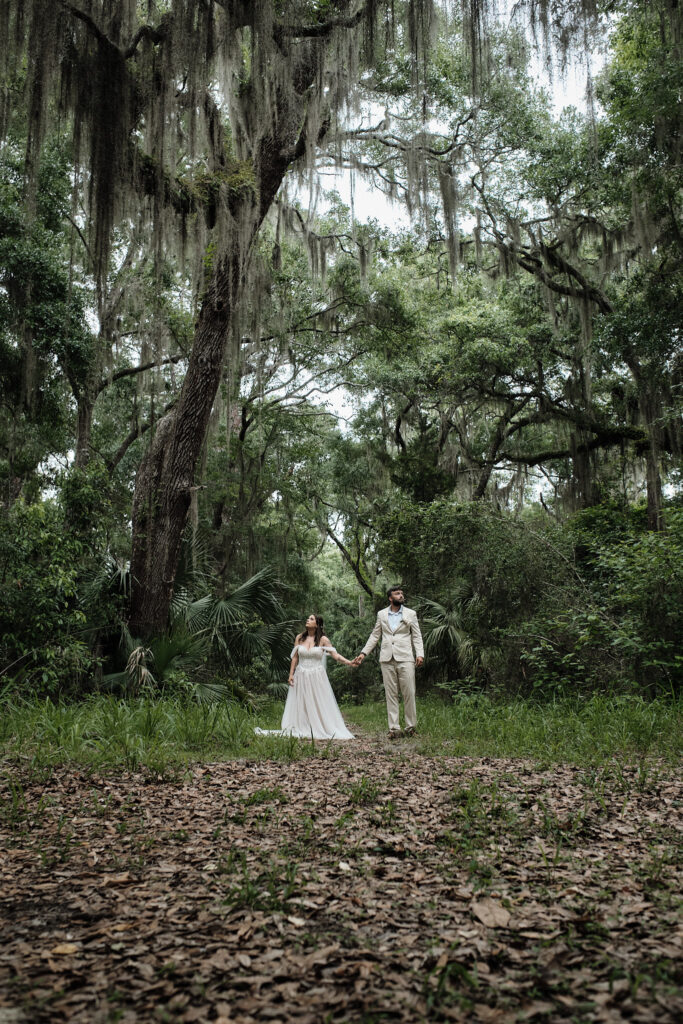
left=344, top=693, right=682, bottom=764
left=0, top=693, right=680, bottom=770
left=218, top=850, right=300, bottom=911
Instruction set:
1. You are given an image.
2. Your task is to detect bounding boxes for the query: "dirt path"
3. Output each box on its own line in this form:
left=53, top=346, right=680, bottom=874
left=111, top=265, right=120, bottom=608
left=1, top=735, right=681, bottom=1022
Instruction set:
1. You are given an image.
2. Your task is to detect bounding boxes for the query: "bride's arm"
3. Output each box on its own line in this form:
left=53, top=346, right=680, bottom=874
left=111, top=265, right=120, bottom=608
left=320, top=636, right=353, bottom=666
left=288, top=644, right=299, bottom=686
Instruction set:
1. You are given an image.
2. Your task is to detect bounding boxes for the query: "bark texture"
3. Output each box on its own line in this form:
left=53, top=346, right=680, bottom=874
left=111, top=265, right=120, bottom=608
left=129, top=254, right=237, bottom=635
left=128, top=50, right=321, bottom=636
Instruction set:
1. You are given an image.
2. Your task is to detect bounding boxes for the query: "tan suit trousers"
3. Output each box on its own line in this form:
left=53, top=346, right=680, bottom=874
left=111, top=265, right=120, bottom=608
left=381, top=659, right=417, bottom=731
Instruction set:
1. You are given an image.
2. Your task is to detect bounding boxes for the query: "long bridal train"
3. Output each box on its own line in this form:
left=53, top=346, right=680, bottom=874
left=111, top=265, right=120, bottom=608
left=255, top=645, right=354, bottom=741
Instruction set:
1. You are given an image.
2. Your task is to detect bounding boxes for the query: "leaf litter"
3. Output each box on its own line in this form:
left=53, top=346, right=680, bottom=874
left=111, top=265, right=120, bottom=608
left=0, top=734, right=681, bottom=1022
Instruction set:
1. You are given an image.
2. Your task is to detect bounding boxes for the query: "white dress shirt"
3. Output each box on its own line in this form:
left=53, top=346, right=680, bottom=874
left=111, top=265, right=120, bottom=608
left=387, top=606, right=403, bottom=633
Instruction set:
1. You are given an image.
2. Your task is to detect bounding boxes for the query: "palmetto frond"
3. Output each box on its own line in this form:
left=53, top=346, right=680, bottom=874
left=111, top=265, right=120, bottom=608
left=179, top=594, right=213, bottom=633
left=149, top=632, right=210, bottom=675
left=213, top=566, right=286, bottom=624
left=170, top=566, right=293, bottom=676
left=213, top=620, right=296, bottom=667
left=177, top=566, right=286, bottom=634
left=424, top=622, right=468, bottom=653
left=119, top=622, right=137, bottom=659
left=192, top=679, right=235, bottom=705
left=417, top=588, right=482, bottom=675
left=81, top=554, right=131, bottom=603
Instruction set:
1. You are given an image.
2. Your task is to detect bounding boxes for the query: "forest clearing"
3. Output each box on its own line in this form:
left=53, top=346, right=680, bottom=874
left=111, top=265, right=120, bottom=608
left=1, top=1, right=681, bottom=1020
left=1, top=700, right=681, bottom=1023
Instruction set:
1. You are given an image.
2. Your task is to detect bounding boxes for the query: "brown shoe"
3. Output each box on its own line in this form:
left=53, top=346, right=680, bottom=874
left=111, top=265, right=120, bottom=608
left=388, top=729, right=402, bottom=741
left=404, top=726, right=417, bottom=737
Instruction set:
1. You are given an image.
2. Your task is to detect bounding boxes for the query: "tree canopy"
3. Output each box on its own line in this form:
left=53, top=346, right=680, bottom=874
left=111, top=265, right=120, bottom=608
left=0, top=0, right=680, bottom=698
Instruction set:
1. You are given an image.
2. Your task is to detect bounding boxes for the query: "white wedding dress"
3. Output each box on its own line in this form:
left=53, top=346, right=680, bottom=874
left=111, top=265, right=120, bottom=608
left=255, top=645, right=354, bottom=741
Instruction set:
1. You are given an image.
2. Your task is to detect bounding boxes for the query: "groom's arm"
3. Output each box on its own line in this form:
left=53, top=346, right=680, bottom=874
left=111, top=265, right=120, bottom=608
left=360, top=614, right=382, bottom=658
left=410, top=612, right=424, bottom=663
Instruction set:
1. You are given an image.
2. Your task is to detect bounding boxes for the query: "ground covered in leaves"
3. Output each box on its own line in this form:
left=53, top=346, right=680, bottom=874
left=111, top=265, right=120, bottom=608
left=1, top=734, right=681, bottom=1023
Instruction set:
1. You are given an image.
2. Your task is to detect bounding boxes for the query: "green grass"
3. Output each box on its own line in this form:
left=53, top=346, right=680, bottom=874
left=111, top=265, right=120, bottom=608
left=343, top=693, right=682, bottom=764
left=0, top=693, right=680, bottom=772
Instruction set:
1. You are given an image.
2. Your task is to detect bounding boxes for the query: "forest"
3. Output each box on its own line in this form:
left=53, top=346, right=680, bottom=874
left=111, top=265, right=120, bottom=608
left=0, top=0, right=681, bottom=708
left=0, top=2, right=681, bottom=1021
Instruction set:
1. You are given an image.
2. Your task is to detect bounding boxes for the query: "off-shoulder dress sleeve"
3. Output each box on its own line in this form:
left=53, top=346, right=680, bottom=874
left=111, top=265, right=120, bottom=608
left=290, top=645, right=300, bottom=659
left=321, top=645, right=336, bottom=654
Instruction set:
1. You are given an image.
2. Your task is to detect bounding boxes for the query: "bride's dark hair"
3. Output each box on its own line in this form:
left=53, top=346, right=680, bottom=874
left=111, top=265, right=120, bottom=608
left=297, top=614, right=324, bottom=646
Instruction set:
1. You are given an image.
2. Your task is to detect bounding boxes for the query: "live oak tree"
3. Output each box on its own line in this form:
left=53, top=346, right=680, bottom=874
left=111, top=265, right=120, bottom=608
left=0, top=0, right=644, bottom=638
left=1, top=0, right=436, bottom=635
left=323, top=1, right=681, bottom=527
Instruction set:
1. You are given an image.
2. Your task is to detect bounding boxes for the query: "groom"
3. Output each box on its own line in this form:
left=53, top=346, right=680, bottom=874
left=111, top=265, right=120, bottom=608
left=354, top=586, right=424, bottom=739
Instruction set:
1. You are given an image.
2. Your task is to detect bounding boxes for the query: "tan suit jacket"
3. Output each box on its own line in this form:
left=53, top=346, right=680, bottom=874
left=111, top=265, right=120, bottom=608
left=362, top=606, right=424, bottom=663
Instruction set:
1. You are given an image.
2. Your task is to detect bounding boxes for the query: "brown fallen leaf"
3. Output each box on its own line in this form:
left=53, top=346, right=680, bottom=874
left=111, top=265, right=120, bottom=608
left=471, top=898, right=511, bottom=929
left=474, top=1006, right=507, bottom=1022
left=49, top=943, right=80, bottom=955
left=517, top=1001, right=555, bottom=1019
left=100, top=872, right=131, bottom=886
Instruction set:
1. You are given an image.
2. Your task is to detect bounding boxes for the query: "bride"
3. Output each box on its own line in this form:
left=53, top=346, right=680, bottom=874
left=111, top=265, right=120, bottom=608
left=256, top=614, right=355, bottom=740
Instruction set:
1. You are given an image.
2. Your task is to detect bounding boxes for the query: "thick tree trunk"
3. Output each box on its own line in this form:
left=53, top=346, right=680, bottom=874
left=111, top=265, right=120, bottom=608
left=127, top=36, right=325, bottom=636
left=128, top=143, right=304, bottom=636
left=638, top=387, right=664, bottom=532
left=128, top=250, right=239, bottom=636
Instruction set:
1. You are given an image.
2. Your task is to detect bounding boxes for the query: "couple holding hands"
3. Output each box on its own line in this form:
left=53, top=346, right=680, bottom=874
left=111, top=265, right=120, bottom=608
left=258, top=586, right=424, bottom=741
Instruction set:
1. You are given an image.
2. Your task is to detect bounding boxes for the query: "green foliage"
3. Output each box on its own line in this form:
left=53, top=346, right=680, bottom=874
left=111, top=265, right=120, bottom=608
left=597, top=3, right=682, bottom=240
left=326, top=609, right=384, bottom=703
left=378, top=498, right=558, bottom=633
left=0, top=0, right=679, bottom=708
left=347, top=694, right=682, bottom=764
left=59, top=462, right=118, bottom=548
left=376, top=498, right=683, bottom=695
left=0, top=142, right=84, bottom=496
left=506, top=504, right=683, bottom=695
left=0, top=458, right=133, bottom=696
left=0, top=695, right=259, bottom=770
left=174, top=565, right=295, bottom=686
left=0, top=501, right=97, bottom=694
left=97, top=565, right=296, bottom=702
left=419, top=588, right=490, bottom=682
left=1, top=693, right=679, bottom=768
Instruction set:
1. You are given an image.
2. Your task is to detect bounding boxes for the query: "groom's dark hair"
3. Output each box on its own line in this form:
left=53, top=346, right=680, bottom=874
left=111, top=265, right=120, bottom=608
left=387, top=585, right=404, bottom=600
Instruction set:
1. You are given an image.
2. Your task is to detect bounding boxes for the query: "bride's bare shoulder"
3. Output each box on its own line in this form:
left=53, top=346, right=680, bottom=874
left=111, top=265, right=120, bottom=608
left=320, top=635, right=331, bottom=646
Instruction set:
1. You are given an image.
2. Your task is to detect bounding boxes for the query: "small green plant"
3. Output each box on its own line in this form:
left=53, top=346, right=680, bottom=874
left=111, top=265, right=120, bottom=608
left=373, top=798, right=397, bottom=826
left=0, top=776, right=29, bottom=832
left=38, top=814, right=74, bottom=868
left=636, top=844, right=680, bottom=889
left=343, top=775, right=382, bottom=806
left=219, top=850, right=299, bottom=911
left=424, top=957, right=478, bottom=1014
left=244, top=785, right=288, bottom=807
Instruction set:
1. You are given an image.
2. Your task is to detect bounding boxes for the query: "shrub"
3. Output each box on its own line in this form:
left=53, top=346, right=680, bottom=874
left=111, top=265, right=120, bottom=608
left=0, top=500, right=98, bottom=695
